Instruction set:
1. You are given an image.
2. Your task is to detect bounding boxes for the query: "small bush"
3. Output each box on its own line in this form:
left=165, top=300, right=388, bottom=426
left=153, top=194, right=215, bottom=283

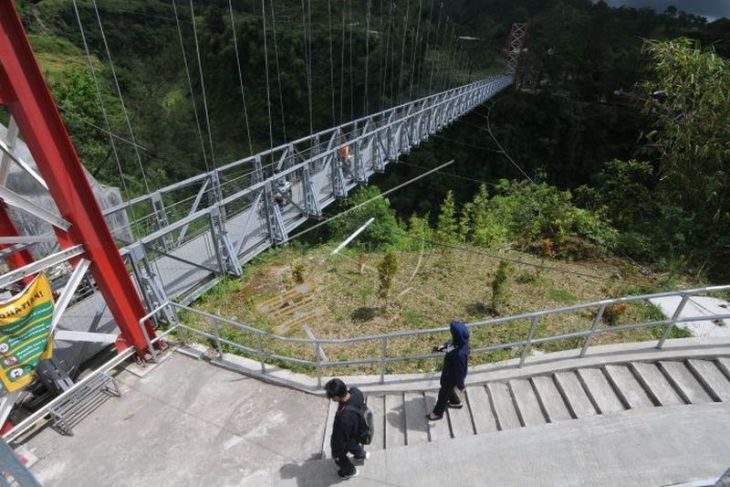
left=292, top=263, right=306, bottom=284
left=377, top=252, right=399, bottom=300
left=490, top=261, right=511, bottom=315
left=603, top=303, right=628, bottom=326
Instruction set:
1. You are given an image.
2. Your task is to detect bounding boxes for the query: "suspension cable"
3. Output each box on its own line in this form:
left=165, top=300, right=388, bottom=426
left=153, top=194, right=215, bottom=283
left=428, top=2, right=443, bottom=95
left=398, top=0, right=410, bottom=104
left=380, top=0, right=394, bottom=111
left=188, top=0, right=217, bottom=169
left=377, top=0, right=386, bottom=112
left=339, top=1, right=346, bottom=124
left=327, top=0, right=336, bottom=126
left=307, top=0, right=314, bottom=130
left=300, top=0, right=314, bottom=134
left=408, top=0, right=423, bottom=100
left=171, top=0, right=210, bottom=172
left=417, top=0, right=435, bottom=97
left=90, top=0, right=151, bottom=193
left=227, top=0, right=254, bottom=155
left=364, top=0, right=371, bottom=115
left=348, top=0, right=354, bottom=121
left=260, top=0, right=275, bottom=151
left=482, top=102, right=535, bottom=184
left=270, top=0, right=288, bottom=142
left=70, top=0, right=130, bottom=203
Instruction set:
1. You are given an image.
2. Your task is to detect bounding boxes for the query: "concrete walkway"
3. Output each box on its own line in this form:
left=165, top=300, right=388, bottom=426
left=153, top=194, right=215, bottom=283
left=23, top=353, right=328, bottom=487
left=19, top=351, right=730, bottom=487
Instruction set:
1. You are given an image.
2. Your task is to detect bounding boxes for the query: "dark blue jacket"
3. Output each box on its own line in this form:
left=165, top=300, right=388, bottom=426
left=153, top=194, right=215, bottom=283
left=439, top=321, right=470, bottom=389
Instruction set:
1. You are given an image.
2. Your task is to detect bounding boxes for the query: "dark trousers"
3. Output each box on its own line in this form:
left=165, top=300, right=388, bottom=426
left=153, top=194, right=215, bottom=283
left=334, top=443, right=365, bottom=476
left=432, top=385, right=461, bottom=416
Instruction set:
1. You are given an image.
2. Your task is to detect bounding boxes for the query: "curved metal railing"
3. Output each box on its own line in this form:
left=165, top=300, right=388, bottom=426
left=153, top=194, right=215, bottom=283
left=163, top=284, right=730, bottom=385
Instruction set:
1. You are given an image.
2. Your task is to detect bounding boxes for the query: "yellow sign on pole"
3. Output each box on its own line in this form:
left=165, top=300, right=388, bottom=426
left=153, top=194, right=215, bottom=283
left=0, top=274, right=54, bottom=396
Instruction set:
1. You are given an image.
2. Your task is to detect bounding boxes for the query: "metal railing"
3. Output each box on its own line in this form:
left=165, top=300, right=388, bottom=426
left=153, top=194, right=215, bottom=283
left=166, top=285, right=730, bottom=385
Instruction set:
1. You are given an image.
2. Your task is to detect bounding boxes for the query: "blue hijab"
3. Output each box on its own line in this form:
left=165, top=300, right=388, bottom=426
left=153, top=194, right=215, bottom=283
left=440, top=321, right=470, bottom=389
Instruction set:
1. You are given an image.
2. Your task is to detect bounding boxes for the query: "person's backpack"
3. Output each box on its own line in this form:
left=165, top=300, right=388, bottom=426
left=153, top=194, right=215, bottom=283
left=344, top=403, right=375, bottom=445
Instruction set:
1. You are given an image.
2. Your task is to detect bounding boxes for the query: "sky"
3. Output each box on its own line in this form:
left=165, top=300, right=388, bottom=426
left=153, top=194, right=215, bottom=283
left=601, top=0, right=730, bottom=21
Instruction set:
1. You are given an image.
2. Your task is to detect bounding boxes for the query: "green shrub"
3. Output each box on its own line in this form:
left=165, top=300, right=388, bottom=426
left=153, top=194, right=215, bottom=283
left=329, top=186, right=406, bottom=250
left=377, top=252, right=399, bottom=300
left=491, top=261, right=511, bottom=315
left=292, top=263, right=306, bottom=284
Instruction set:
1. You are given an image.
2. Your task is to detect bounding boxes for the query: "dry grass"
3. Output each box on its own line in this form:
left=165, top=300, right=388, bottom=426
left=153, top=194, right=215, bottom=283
left=185, top=244, right=692, bottom=375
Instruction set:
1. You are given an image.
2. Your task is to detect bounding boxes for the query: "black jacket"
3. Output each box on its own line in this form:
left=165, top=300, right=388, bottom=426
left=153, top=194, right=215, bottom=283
left=330, top=387, right=364, bottom=458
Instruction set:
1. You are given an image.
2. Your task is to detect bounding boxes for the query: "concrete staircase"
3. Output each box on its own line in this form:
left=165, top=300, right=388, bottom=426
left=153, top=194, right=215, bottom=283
left=321, top=357, right=730, bottom=457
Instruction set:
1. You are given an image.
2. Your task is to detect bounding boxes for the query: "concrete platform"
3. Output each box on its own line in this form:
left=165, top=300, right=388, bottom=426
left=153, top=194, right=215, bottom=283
left=18, top=351, right=730, bottom=487
left=21, top=353, right=328, bottom=487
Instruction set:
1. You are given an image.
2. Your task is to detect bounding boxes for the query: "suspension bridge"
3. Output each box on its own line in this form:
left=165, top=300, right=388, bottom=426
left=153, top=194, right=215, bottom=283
left=0, top=2, right=729, bottom=486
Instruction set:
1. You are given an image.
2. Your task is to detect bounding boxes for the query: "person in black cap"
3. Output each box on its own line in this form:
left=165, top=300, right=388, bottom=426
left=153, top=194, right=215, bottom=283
left=427, top=320, right=470, bottom=420
left=325, top=378, right=368, bottom=480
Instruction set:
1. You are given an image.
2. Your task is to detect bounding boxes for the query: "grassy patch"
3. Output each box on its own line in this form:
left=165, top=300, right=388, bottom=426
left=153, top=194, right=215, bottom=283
left=548, top=288, right=577, bottom=304
left=184, top=244, right=697, bottom=375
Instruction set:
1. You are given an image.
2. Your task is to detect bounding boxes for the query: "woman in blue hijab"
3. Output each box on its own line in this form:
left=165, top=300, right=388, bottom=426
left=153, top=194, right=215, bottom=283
left=427, top=320, right=470, bottom=420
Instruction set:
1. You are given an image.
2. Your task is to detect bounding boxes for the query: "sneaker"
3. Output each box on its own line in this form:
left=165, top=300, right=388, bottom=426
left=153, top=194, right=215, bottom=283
left=426, top=412, right=443, bottom=421
left=338, top=468, right=359, bottom=480
left=448, top=402, right=463, bottom=409
left=354, top=451, right=370, bottom=463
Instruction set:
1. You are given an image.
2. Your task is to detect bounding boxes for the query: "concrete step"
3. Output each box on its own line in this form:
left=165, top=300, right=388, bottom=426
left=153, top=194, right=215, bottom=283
left=604, top=365, right=655, bottom=410
left=509, top=379, right=547, bottom=427
left=576, top=368, right=625, bottom=415
left=554, top=371, right=597, bottom=418
left=404, top=392, right=429, bottom=446
left=385, top=393, right=406, bottom=448
left=487, top=382, right=521, bottom=431
left=686, top=359, right=730, bottom=401
left=424, top=390, right=451, bottom=442
left=447, top=399, right=475, bottom=439
left=717, top=357, right=730, bottom=379
left=465, top=385, right=498, bottom=434
left=630, top=362, right=684, bottom=407
left=531, top=375, right=572, bottom=423
left=367, top=395, right=386, bottom=452
left=659, top=361, right=713, bottom=404
left=321, top=399, right=338, bottom=459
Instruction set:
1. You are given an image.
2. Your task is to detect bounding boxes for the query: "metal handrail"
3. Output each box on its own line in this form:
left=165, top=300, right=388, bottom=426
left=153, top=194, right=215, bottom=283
left=108, top=75, right=511, bottom=245
left=170, top=285, right=730, bottom=384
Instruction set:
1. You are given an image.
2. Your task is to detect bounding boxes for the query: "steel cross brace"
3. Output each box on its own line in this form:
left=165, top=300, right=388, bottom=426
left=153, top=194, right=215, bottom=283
left=263, top=182, right=287, bottom=244
left=301, top=164, right=322, bottom=217
left=209, top=206, right=242, bottom=277
left=126, top=243, right=176, bottom=325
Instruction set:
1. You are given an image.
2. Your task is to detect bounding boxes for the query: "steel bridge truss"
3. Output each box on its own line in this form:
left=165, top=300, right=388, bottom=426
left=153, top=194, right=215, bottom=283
left=103, top=75, right=515, bottom=311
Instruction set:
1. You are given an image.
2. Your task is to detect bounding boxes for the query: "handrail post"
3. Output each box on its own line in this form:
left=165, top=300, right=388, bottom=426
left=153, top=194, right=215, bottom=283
left=379, top=338, right=387, bottom=384
left=211, top=317, right=223, bottom=359
left=657, top=294, right=690, bottom=349
left=519, top=316, right=539, bottom=367
left=139, top=318, right=159, bottom=364
left=580, top=304, right=607, bottom=357
left=257, top=334, right=266, bottom=374
left=314, top=339, right=322, bottom=389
